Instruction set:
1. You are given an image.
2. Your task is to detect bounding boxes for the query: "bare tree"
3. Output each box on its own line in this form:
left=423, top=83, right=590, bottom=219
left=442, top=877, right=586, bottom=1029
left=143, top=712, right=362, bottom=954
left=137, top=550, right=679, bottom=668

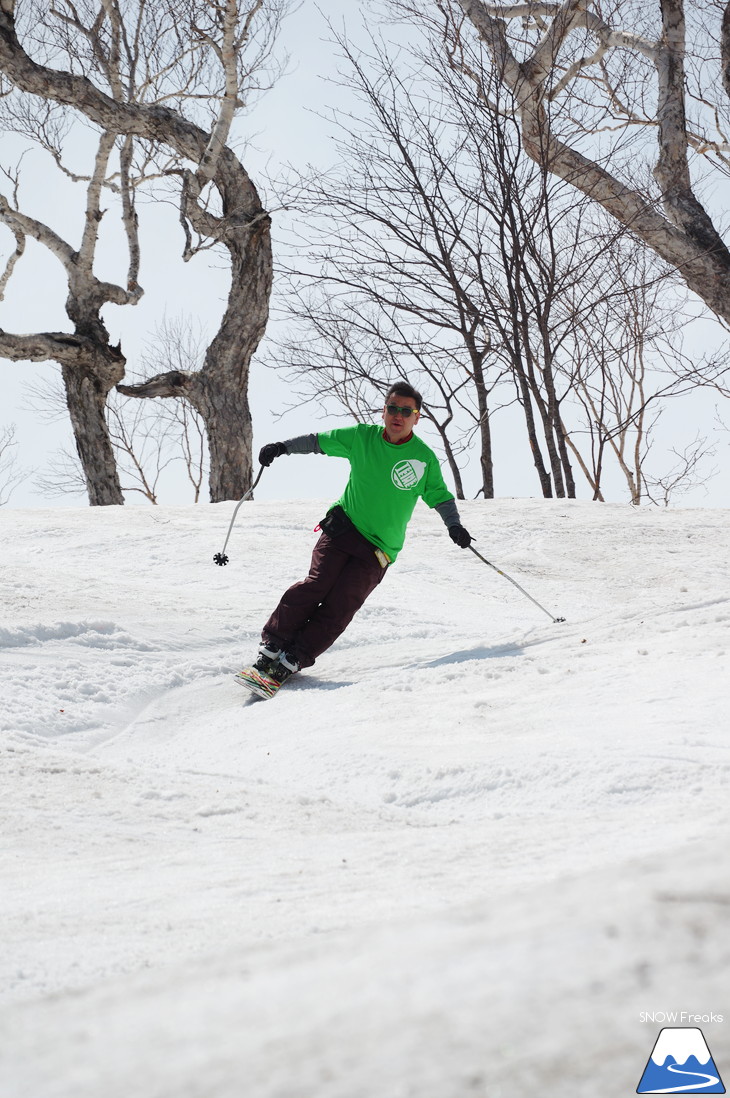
left=0, top=130, right=137, bottom=504
left=423, top=0, right=730, bottom=332
left=643, top=432, right=717, bottom=504
left=0, top=0, right=288, bottom=503
left=0, top=421, right=27, bottom=504
left=274, top=34, right=562, bottom=499
left=554, top=231, right=710, bottom=502
left=274, top=23, right=690, bottom=499
left=273, top=302, right=483, bottom=498
left=161, top=396, right=208, bottom=502
left=106, top=395, right=178, bottom=504
left=26, top=316, right=210, bottom=503
left=132, top=314, right=211, bottom=501
left=32, top=393, right=176, bottom=503
left=32, top=390, right=208, bottom=503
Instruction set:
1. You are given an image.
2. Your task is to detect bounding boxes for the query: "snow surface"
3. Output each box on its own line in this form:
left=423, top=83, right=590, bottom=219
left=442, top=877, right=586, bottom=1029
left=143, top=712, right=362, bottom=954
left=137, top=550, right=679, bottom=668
left=2, top=497, right=729, bottom=1098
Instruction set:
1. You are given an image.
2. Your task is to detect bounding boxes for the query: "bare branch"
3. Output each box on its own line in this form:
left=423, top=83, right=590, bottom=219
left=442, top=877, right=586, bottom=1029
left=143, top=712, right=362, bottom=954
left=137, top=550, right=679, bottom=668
left=117, top=368, right=196, bottom=399
left=0, top=421, right=28, bottom=505
left=0, top=189, right=75, bottom=269
left=119, top=133, right=140, bottom=289
left=197, top=0, right=252, bottom=187
left=78, top=127, right=116, bottom=270
left=643, top=432, right=718, bottom=505
left=0, top=327, right=100, bottom=365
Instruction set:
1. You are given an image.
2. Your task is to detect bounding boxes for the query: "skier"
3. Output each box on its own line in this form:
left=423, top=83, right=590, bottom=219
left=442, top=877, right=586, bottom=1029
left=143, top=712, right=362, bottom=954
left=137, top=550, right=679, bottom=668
left=235, top=383, right=473, bottom=697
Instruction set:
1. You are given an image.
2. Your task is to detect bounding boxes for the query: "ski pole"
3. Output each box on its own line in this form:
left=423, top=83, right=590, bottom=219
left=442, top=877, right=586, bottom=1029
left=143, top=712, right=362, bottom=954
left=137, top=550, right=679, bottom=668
left=468, top=545, right=566, bottom=623
left=213, top=465, right=265, bottom=566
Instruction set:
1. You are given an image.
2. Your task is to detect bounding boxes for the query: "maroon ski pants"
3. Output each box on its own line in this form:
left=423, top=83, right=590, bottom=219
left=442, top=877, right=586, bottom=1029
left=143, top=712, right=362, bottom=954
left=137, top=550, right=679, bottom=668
left=262, top=527, right=388, bottom=668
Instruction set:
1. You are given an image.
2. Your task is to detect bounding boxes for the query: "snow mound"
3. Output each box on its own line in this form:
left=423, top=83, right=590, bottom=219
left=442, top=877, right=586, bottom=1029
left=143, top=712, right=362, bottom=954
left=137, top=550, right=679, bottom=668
left=0, top=619, right=156, bottom=650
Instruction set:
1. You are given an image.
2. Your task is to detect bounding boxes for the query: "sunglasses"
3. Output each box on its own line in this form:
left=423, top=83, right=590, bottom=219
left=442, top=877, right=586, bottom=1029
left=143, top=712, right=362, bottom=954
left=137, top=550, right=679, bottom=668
left=385, top=403, right=418, bottom=418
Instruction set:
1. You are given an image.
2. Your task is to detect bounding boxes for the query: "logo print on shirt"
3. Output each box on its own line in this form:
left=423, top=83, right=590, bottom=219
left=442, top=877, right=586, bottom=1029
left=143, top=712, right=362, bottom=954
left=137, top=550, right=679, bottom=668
left=391, top=459, right=426, bottom=490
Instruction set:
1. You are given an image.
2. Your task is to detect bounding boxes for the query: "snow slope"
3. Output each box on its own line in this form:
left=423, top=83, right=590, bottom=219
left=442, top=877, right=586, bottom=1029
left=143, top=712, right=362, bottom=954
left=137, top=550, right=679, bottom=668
left=1, top=497, right=729, bottom=1098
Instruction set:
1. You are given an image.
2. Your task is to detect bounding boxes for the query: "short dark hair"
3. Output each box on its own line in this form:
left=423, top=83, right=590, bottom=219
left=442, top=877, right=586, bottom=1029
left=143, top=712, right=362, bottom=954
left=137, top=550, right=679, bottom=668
left=385, top=381, right=422, bottom=411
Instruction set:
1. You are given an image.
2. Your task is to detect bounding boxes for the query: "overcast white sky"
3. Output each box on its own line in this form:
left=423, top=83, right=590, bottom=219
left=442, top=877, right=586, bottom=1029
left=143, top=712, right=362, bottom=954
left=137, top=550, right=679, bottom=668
left=1, top=0, right=728, bottom=510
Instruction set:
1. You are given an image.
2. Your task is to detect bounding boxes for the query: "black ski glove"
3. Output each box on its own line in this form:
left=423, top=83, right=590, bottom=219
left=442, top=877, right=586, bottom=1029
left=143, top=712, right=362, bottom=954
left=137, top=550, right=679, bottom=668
left=449, top=524, right=472, bottom=549
left=258, top=441, right=287, bottom=467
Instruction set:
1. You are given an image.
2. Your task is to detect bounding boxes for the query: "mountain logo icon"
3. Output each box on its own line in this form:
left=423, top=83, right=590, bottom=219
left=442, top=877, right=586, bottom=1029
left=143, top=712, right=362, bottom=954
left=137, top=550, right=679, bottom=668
left=637, top=1027, right=726, bottom=1093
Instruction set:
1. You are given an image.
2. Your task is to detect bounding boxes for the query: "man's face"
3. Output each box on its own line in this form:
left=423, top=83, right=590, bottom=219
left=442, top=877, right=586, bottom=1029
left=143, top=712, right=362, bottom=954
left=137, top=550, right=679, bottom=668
left=382, top=396, right=420, bottom=442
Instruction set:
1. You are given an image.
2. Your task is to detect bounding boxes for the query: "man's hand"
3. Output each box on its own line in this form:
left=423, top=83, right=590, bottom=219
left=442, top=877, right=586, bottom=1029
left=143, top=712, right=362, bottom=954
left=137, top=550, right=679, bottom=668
left=258, top=442, right=287, bottom=467
left=449, top=524, right=472, bottom=549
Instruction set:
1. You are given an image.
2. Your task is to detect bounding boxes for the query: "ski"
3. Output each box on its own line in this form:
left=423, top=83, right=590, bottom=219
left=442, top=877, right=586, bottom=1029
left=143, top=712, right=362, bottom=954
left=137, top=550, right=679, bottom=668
left=234, top=666, right=284, bottom=700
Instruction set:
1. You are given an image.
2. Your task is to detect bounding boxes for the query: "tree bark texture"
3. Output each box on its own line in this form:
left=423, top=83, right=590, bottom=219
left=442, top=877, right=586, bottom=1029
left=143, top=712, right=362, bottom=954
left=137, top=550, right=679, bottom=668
left=62, top=356, right=125, bottom=505
left=722, top=2, right=730, bottom=103
left=0, top=327, right=126, bottom=504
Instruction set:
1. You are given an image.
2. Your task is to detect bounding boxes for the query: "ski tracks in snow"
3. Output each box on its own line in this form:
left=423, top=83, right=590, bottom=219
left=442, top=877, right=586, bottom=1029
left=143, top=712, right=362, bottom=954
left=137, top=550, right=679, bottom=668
left=2, top=500, right=730, bottom=1098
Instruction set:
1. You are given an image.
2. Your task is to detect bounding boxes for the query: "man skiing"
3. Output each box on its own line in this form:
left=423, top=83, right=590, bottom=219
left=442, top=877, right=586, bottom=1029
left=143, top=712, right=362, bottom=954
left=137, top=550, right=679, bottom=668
left=235, top=382, right=472, bottom=697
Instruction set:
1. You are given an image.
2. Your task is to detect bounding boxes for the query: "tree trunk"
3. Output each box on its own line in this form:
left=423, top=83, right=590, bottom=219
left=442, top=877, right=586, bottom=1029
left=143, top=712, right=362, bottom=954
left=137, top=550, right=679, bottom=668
left=466, top=339, right=495, bottom=498
left=194, top=200, right=271, bottom=501
left=479, top=409, right=495, bottom=499
left=514, top=368, right=553, bottom=497
left=431, top=419, right=466, bottom=499
left=194, top=372, right=253, bottom=502
left=542, top=349, right=575, bottom=498
left=0, top=325, right=126, bottom=504
left=62, top=360, right=124, bottom=505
